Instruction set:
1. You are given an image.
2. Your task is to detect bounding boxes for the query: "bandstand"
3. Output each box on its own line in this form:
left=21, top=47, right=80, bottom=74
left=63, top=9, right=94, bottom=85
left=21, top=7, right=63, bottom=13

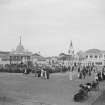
left=9, top=37, right=32, bottom=66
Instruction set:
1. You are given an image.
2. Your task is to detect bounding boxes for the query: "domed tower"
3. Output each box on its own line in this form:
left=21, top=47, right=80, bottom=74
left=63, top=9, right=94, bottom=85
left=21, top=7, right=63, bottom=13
left=68, top=40, right=74, bottom=56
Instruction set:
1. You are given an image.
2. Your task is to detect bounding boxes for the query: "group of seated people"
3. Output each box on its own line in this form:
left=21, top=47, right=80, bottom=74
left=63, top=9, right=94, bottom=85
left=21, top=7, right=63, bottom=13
left=73, top=80, right=99, bottom=102
left=73, top=67, right=105, bottom=102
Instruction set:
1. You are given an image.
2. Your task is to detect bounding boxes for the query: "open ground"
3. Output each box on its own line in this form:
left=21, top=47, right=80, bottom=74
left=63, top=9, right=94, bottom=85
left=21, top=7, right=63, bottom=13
left=0, top=72, right=104, bottom=105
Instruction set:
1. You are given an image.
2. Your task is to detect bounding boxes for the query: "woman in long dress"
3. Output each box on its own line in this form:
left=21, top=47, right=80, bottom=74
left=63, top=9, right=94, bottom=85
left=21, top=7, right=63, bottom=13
left=41, top=69, right=44, bottom=79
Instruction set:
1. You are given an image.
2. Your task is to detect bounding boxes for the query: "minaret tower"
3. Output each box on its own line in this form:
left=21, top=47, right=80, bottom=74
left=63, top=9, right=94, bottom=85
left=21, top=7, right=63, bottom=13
left=68, top=40, right=74, bottom=56
left=19, top=36, right=22, bottom=46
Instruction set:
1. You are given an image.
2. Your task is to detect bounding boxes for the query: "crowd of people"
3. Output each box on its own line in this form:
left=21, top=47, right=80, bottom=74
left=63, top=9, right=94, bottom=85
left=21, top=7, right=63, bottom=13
left=0, top=61, right=105, bottom=102
left=0, top=64, right=27, bottom=73
left=94, top=67, right=105, bottom=82
left=67, top=63, right=105, bottom=81
left=0, top=62, right=105, bottom=82
left=77, top=65, right=105, bottom=82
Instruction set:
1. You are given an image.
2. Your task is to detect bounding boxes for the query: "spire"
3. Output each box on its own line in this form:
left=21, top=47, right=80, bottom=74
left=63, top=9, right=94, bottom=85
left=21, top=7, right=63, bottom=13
left=16, top=36, right=24, bottom=52
left=19, top=36, right=21, bottom=45
left=68, top=40, right=74, bottom=55
left=70, top=40, right=73, bottom=49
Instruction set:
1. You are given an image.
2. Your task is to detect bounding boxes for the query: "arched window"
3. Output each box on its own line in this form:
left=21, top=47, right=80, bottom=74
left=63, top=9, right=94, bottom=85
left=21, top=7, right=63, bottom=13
left=95, top=55, right=98, bottom=58
left=86, top=55, right=88, bottom=58
left=90, top=55, right=93, bottom=58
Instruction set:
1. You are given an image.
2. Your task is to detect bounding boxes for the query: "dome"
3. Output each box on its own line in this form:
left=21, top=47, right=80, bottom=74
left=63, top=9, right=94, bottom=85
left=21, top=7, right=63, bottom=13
left=59, top=53, right=66, bottom=57
left=16, top=44, right=25, bottom=52
left=85, top=49, right=101, bottom=54
left=10, top=37, right=32, bottom=56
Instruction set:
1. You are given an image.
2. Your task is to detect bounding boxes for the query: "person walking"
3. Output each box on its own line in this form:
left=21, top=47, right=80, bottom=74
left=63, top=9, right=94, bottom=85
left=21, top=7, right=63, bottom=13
left=46, top=69, right=50, bottom=79
left=37, top=69, right=41, bottom=78
left=94, top=72, right=98, bottom=82
left=41, top=68, right=44, bottom=79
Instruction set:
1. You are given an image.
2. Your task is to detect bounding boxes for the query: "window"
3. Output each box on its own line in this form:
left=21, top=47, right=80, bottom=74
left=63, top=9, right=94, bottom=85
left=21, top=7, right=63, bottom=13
left=90, top=55, right=93, bottom=58
left=86, top=56, right=88, bottom=58
left=95, top=62, right=102, bottom=65
left=95, top=55, right=98, bottom=58
left=2, top=58, right=9, bottom=61
left=99, top=56, right=101, bottom=58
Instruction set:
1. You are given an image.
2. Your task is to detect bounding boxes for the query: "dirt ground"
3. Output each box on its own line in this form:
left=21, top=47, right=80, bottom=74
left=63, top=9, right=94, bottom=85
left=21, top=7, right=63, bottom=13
left=0, top=72, right=104, bottom=105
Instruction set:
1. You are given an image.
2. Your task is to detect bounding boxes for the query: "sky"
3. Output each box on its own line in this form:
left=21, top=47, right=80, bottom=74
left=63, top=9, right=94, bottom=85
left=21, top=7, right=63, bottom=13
left=0, top=0, right=105, bottom=56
